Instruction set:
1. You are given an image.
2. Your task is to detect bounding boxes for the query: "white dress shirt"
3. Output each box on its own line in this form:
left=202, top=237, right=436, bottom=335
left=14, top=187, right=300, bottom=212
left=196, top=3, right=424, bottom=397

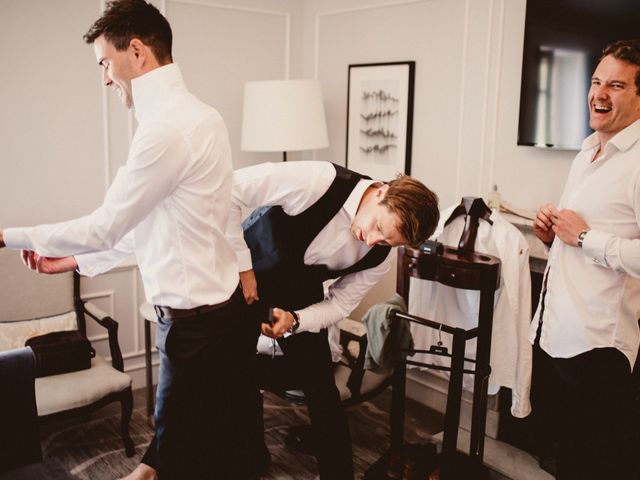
left=226, top=161, right=393, bottom=360
left=409, top=207, right=533, bottom=418
left=530, top=119, right=640, bottom=369
left=4, top=64, right=239, bottom=309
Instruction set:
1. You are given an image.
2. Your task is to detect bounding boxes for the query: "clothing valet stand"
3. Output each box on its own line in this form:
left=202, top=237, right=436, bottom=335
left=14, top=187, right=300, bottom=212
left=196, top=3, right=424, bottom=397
left=365, top=197, right=501, bottom=480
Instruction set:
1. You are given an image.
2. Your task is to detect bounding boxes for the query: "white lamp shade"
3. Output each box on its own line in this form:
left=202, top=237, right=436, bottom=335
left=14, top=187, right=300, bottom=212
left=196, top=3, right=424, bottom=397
left=241, top=79, right=329, bottom=152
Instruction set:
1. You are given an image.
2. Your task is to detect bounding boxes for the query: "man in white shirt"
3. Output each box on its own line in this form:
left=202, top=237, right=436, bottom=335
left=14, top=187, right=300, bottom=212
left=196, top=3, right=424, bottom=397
left=0, top=1, right=258, bottom=478
left=532, top=39, right=640, bottom=480
left=128, top=161, right=440, bottom=480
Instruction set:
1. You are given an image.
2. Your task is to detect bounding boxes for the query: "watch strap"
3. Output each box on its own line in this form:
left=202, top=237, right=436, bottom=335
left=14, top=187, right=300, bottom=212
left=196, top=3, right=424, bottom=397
left=288, top=311, right=300, bottom=334
left=577, top=230, right=588, bottom=248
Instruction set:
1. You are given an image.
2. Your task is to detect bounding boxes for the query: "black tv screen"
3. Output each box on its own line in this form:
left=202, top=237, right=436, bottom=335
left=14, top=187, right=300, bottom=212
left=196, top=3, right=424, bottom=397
left=517, top=0, right=640, bottom=150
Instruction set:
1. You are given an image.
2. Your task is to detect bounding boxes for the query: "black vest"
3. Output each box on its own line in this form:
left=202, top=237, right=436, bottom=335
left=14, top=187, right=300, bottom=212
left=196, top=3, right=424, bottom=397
left=242, top=163, right=391, bottom=312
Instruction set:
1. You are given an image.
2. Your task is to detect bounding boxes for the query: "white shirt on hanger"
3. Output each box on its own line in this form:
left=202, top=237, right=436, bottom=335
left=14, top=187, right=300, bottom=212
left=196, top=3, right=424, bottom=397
left=408, top=206, right=533, bottom=418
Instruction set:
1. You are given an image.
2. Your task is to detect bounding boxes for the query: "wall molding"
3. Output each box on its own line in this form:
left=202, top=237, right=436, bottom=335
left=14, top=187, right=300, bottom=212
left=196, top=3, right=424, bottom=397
left=82, top=290, right=115, bottom=317
left=168, top=0, right=291, bottom=78
left=313, top=0, right=429, bottom=79
left=477, top=0, right=495, bottom=196
left=97, top=0, right=112, bottom=193
left=487, top=0, right=506, bottom=193
left=454, top=0, right=471, bottom=200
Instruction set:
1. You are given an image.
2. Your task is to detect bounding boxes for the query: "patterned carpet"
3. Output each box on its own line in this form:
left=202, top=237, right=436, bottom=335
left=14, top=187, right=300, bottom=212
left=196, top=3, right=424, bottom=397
left=0, top=388, right=441, bottom=480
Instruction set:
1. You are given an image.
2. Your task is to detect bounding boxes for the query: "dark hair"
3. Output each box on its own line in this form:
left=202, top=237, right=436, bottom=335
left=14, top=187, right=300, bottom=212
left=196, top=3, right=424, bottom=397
left=83, top=0, right=173, bottom=64
left=379, top=175, right=440, bottom=248
left=600, top=39, right=640, bottom=95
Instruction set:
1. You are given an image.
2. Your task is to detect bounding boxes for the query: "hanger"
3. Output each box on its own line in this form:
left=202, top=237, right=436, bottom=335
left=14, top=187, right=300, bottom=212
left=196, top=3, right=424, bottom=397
left=444, top=197, right=493, bottom=254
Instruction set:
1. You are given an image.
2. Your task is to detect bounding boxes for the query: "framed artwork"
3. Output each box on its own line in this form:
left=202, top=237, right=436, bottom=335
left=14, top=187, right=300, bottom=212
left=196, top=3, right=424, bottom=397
left=346, top=61, right=415, bottom=180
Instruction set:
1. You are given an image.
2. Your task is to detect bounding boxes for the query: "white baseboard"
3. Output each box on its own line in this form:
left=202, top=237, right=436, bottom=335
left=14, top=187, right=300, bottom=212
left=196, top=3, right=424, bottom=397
left=405, top=369, right=500, bottom=439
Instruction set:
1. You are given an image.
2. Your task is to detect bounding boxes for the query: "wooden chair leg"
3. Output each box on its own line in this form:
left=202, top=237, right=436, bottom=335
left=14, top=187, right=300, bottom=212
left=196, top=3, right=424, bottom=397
left=120, top=387, right=135, bottom=457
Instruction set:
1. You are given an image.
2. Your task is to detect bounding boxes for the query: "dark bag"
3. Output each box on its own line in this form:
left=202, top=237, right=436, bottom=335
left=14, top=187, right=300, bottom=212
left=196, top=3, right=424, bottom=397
left=25, top=330, right=96, bottom=378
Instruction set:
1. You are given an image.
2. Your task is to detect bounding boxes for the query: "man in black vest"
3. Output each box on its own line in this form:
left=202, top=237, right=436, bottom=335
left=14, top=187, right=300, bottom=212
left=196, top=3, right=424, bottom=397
left=126, top=160, right=439, bottom=480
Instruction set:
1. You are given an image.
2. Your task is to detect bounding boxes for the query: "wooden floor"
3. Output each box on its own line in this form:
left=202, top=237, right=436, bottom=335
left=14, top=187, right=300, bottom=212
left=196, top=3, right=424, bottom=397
left=0, top=387, right=509, bottom=479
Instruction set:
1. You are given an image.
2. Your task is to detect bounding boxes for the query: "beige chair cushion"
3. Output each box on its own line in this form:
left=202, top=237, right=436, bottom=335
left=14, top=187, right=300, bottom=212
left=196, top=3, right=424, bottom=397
left=338, top=318, right=366, bottom=336
left=334, top=317, right=391, bottom=402
left=35, top=356, right=131, bottom=416
left=0, top=311, right=77, bottom=352
left=334, top=364, right=391, bottom=402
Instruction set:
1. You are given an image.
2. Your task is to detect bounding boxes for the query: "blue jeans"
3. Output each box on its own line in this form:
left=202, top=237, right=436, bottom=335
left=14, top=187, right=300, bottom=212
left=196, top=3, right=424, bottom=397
left=154, top=289, right=260, bottom=479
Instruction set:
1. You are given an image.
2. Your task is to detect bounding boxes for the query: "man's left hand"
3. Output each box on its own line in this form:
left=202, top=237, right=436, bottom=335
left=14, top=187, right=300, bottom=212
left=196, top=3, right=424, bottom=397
left=551, top=209, right=589, bottom=247
left=239, top=269, right=259, bottom=304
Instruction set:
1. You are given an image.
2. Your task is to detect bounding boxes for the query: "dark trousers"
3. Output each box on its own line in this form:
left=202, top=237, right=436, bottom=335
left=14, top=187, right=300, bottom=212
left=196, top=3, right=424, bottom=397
left=144, top=329, right=353, bottom=480
left=531, top=343, right=636, bottom=480
left=258, top=330, right=354, bottom=480
left=154, top=289, right=260, bottom=480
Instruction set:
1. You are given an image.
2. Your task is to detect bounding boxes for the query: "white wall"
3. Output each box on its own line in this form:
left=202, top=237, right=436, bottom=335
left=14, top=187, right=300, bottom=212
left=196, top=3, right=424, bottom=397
left=1, top=0, right=580, bottom=387
left=303, top=0, right=575, bottom=209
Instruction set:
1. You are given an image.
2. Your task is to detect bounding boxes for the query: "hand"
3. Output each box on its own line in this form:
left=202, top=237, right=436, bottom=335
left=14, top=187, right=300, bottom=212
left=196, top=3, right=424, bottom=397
left=239, top=269, right=259, bottom=304
left=261, top=308, right=294, bottom=339
left=533, top=203, right=558, bottom=246
left=550, top=209, right=589, bottom=247
left=21, top=250, right=78, bottom=274
left=0, top=228, right=5, bottom=248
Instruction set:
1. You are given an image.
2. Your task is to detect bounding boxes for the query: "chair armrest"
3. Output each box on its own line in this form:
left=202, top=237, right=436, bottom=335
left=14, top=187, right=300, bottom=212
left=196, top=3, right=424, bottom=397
left=82, top=301, right=125, bottom=372
left=337, top=318, right=368, bottom=397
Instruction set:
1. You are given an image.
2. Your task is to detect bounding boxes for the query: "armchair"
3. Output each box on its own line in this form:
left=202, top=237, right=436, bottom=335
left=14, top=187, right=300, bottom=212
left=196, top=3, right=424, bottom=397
left=0, top=250, right=134, bottom=461
left=280, top=317, right=394, bottom=453
left=281, top=318, right=392, bottom=407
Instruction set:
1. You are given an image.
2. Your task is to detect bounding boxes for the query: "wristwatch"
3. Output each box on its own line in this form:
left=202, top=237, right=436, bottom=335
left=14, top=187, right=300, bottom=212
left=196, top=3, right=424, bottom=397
left=577, top=230, right=588, bottom=248
left=288, top=311, right=300, bottom=334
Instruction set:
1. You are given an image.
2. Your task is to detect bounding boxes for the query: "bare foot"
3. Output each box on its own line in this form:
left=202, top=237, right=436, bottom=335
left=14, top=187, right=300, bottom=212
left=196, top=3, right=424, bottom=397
left=119, top=463, right=157, bottom=480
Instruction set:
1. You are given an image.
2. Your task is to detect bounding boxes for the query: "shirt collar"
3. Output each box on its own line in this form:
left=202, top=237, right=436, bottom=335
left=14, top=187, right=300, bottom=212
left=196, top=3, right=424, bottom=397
left=131, top=63, right=186, bottom=122
left=581, top=118, right=640, bottom=154
left=343, top=178, right=376, bottom=221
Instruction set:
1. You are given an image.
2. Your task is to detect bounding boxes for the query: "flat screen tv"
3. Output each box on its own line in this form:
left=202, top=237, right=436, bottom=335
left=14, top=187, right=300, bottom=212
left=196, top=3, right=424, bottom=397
left=517, top=0, right=640, bottom=150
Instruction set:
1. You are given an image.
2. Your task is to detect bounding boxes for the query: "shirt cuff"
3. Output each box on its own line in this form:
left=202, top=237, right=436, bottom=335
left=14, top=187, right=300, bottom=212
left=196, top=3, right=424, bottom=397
left=581, top=229, right=611, bottom=266
left=3, top=228, right=31, bottom=250
left=236, top=248, right=253, bottom=272
left=295, top=309, right=317, bottom=334
left=75, top=253, right=97, bottom=277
